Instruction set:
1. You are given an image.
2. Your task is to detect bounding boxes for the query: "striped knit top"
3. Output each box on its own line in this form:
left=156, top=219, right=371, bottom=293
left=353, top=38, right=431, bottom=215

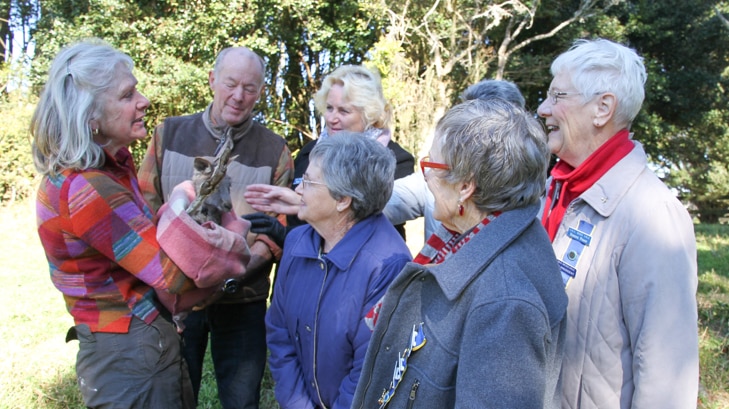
left=36, top=147, right=194, bottom=333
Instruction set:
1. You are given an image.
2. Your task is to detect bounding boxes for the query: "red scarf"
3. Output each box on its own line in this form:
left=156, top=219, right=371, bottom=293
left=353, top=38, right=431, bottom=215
left=541, top=129, right=634, bottom=241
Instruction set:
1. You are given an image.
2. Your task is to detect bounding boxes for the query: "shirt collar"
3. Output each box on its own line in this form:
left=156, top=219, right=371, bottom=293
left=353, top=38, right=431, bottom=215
left=289, top=213, right=387, bottom=271
left=202, top=103, right=255, bottom=144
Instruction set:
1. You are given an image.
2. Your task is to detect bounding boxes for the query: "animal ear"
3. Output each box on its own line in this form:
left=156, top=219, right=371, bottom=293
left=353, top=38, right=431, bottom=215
left=193, top=157, right=214, bottom=174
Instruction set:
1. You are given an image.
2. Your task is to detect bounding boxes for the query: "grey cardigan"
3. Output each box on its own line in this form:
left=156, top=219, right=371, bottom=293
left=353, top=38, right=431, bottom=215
left=352, top=203, right=567, bottom=409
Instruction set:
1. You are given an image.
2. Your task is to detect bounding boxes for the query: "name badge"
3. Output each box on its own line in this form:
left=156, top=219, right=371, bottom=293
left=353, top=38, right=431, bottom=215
left=559, top=220, right=595, bottom=287
left=558, top=260, right=577, bottom=278
left=567, top=227, right=592, bottom=246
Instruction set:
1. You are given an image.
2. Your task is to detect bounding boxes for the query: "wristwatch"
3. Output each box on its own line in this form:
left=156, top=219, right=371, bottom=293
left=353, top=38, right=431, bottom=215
left=222, top=278, right=240, bottom=294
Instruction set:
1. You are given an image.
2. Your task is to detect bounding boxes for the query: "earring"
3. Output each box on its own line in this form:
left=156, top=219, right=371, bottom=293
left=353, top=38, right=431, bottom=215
left=93, top=128, right=100, bottom=136
left=458, top=200, right=464, bottom=216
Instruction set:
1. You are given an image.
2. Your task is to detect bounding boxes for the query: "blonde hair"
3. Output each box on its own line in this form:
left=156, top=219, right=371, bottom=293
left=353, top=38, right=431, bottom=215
left=313, top=65, right=391, bottom=130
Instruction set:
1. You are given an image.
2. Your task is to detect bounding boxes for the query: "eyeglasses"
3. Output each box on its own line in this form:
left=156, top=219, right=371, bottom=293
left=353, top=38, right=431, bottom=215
left=301, top=175, right=327, bottom=190
left=546, top=89, right=605, bottom=105
left=419, top=156, right=450, bottom=175
left=546, top=89, right=583, bottom=104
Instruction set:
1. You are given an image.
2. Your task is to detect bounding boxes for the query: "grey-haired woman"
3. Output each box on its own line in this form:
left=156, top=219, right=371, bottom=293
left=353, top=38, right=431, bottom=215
left=266, top=134, right=412, bottom=409
left=32, top=39, right=249, bottom=408
left=353, top=99, right=567, bottom=409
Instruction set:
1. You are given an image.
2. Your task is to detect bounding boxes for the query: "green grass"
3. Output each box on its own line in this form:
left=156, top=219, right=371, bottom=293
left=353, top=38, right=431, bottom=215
left=1, top=201, right=727, bottom=408
left=695, top=224, right=729, bottom=407
left=0, top=201, right=280, bottom=409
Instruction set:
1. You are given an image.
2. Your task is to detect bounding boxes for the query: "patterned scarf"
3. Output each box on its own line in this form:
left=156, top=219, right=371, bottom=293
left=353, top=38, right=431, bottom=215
left=413, top=213, right=500, bottom=265
left=541, top=129, right=634, bottom=241
left=364, top=213, right=500, bottom=331
left=201, top=103, right=254, bottom=146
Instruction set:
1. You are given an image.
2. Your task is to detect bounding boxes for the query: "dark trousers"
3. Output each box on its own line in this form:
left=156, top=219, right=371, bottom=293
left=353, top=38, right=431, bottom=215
left=74, top=315, right=194, bottom=409
left=182, top=301, right=267, bottom=409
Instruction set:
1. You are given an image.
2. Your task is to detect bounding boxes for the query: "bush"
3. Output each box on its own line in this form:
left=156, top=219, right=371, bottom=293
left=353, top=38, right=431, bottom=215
left=0, top=90, right=39, bottom=204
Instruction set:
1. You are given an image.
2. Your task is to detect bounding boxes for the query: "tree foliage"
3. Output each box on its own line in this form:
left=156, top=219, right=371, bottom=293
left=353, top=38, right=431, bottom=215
left=624, top=0, right=729, bottom=222
left=368, top=0, right=622, bottom=156
left=0, top=0, right=727, bottom=224
left=28, top=0, right=387, bottom=158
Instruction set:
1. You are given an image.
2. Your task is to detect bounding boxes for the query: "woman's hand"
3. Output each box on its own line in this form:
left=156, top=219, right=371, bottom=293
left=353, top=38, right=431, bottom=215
left=168, top=180, right=196, bottom=213
left=244, top=184, right=301, bottom=216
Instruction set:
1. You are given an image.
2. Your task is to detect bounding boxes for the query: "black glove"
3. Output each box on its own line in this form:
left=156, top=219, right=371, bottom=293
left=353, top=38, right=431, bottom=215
left=242, top=212, right=289, bottom=248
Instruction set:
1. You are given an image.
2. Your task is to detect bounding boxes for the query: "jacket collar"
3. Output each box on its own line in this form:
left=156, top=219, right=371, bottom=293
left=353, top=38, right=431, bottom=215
left=427, top=203, right=541, bottom=301
left=100, top=146, right=136, bottom=177
left=579, top=141, right=646, bottom=218
left=288, top=213, right=388, bottom=271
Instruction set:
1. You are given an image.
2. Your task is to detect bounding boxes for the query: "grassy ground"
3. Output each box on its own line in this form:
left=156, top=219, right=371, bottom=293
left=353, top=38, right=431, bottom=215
left=1, top=200, right=726, bottom=408
left=695, top=224, right=729, bottom=407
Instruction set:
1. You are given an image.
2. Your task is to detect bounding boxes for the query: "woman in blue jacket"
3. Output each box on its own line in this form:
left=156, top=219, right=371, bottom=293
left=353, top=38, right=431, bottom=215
left=266, top=134, right=412, bottom=409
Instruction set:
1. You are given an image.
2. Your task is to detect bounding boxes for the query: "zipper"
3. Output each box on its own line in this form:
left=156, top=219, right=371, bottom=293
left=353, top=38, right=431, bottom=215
left=406, top=380, right=420, bottom=409
left=312, top=248, right=330, bottom=409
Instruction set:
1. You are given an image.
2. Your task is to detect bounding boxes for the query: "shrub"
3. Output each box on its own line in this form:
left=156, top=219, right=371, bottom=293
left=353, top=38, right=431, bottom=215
left=0, top=89, right=38, bottom=203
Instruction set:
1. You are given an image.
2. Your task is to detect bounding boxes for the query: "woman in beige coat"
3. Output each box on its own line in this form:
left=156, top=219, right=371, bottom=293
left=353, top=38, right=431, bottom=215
left=537, top=38, right=698, bottom=409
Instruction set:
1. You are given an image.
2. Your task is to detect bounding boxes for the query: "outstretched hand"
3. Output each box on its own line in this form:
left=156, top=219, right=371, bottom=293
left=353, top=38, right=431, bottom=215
left=242, top=212, right=289, bottom=248
left=244, top=184, right=302, bottom=216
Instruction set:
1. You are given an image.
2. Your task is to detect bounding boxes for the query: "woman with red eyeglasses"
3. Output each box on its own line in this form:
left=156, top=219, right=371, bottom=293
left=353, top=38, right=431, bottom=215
left=352, top=98, right=567, bottom=409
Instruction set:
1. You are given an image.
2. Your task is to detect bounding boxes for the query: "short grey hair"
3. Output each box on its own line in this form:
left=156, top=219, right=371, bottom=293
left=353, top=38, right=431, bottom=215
left=31, top=39, right=134, bottom=176
left=310, top=133, right=396, bottom=221
left=433, top=99, right=550, bottom=213
left=460, top=79, right=526, bottom=108
left=551, top=38, right=646, bottom=129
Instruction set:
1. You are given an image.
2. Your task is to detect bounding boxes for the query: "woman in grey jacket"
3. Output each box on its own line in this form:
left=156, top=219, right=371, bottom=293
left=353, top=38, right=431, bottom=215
left=352, top=99, right=568, bottom=409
